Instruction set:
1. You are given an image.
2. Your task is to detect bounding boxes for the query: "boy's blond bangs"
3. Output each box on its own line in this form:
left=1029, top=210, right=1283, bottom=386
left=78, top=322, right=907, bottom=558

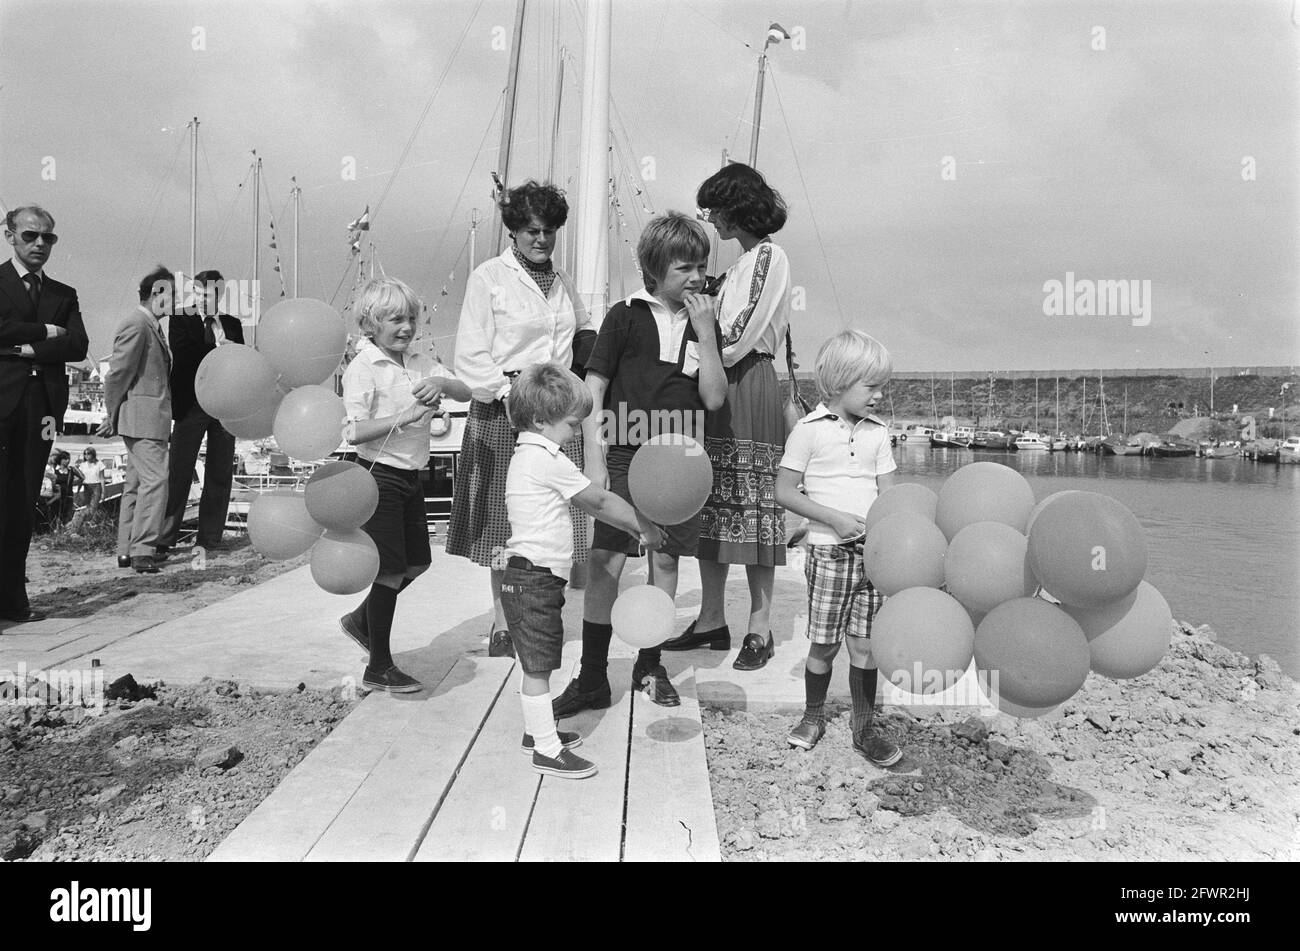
left=814, top=330, right=893, bottom=402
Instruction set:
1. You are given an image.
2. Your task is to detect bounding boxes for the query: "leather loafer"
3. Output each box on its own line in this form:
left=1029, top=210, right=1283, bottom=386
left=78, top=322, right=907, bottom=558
left=732, top=632, right=774, bottom=671
left=0, top=609, right=47, bottom=623
left=660, top=620, right=731, bottom=652
left=117, top=555, right=132, bottom=569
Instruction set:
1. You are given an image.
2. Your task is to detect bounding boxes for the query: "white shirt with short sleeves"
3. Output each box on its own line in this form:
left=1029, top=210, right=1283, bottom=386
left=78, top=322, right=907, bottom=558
left=780, top=403, right=897, bottom=545
left=342, top=338, right=450, bottom=470
left=504, top=431, right=592, bottom=579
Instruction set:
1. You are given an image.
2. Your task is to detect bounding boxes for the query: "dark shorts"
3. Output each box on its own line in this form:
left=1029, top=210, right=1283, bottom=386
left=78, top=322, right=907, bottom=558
left=499, top=556, right=567, bottom=675
left=361, top=462, right=432, bottom=575
left=590, top=444, right=700, bottom=557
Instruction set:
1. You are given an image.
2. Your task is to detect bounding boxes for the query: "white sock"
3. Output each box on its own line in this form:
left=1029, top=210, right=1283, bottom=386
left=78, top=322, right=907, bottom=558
left=520, top=691, right=563, bottom=758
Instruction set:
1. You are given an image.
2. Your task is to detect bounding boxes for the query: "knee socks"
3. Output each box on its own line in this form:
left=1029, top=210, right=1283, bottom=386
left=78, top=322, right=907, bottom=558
left=578, top=620, right=613, bottom=690
left=349, top=575, right=414, bottom=634
left=365, top=583, right=400, bottom=671
left=803, top=667, right=833, bottom=725
left=849, top=665, right=879, bottom=738
left=520, top=690, right=562, bottom=759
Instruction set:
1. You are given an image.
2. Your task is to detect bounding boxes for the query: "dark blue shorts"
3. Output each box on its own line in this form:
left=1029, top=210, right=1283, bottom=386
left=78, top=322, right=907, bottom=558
left=590, top=444, right=700, bottom=557
left=361, top=462, right=432, bottom=575
left=499, top=556, right=567, bottom=675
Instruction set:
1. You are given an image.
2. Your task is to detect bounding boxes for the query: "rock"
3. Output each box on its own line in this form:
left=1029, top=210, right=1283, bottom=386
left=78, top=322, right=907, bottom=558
left=872, top=809, right=900, bottom=831
left=1154, top=741, right=1201, bottom=775
left=1254, top=655, right=1289, bottom=691
left=987, top=740, right=1015, bottom=763
left=20, top=811, right=48, bottom=832
left=195, top=744, right=243, bottom=771
left=3, top=787, right=21, bottom=805
left=105, top=674, right=155, bottom=702
left=855, top=792, right=881, bottom=817
left=818, top=797, right=852, bottom=822
left=1086, top=712, right=1114, bottom=732
left=113, top=735, right=141, bottom=752
left=93, top=784, right=126, bottom=805
left=729, top=829, right=757, bottom=852
left=953, top=716, right=989, bottom=743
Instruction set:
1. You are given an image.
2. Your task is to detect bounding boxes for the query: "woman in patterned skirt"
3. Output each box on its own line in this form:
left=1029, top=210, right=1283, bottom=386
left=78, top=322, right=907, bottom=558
left=662, top=163, right=790, bottom=670
left=448, top=180, right=594, bottom=657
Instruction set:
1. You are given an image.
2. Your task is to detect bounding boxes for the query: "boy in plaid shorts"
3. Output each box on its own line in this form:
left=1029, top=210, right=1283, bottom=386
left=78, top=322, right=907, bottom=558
left=774, top=330, right=901, bottom=766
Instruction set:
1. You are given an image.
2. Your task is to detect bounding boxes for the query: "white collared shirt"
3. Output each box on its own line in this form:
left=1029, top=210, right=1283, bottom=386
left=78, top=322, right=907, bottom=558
left=11, top=254, right=41, bottom=283
left=624, top=287, right=701, bottom=377
left=454, top=249, right=593, bottom=403
left=341, top=338, right=450, bottom=470
left=780, top=402, right=897, bottom=544
left=504, top=430, right=592, bottom=579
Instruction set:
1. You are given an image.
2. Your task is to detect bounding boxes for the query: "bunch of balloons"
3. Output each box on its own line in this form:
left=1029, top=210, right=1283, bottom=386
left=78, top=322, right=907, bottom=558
left=246, top=461, right=382, bottom=594
left=610, top=433, right=715, bottom=648
left=196, top=299, right=379, bottom=594
left=865, top=461, right=1172, bottom=718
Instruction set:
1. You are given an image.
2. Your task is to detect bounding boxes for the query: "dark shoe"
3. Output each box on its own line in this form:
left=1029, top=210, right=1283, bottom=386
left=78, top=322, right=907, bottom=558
left=362, top=665, right=422, bottom=694
left=338, top=613, right=370, bottom=652
left=197, top=538, right=223, bottom=550
left=488, top=628, right=515, bottom=658
left=631, top=660, right=680, bottom=707
left=132, top=555, right=160, bottom=574
left=732, top=632, right=774, bottom=671
left=0, top=609, right=47, bottom=624
left=117, top=555, right=132, bottom=569
left=853, top=728, right=903, bottom=768
left=154, top=547, right=170, bottom=563
left=520, top=729, right=582, bottom=754
left=660, top=620, right=731, bottom=652
left=551, top=678, right=611, bottom=719
left=787, top=718, right=826, bottom=750
left=531, top=747, right=597, bottom=779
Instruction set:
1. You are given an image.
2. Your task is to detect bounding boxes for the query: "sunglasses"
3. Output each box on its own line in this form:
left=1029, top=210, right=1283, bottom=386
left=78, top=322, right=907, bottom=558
left=16, top=230, right=58, bottom=245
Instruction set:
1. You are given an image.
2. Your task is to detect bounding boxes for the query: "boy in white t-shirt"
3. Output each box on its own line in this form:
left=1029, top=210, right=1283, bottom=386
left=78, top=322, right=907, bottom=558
left=500, top=362, right=662, bottom=779
left=774, top=330, right=902, bottom=767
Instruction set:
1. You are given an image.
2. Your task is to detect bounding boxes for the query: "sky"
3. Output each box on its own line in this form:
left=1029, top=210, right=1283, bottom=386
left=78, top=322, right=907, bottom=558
left=1, top=0, right=1297, bottom=373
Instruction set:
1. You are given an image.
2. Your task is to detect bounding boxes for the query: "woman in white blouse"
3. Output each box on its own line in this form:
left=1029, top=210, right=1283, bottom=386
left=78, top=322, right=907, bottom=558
left=662, top=164, right=792, bottom=671
left=448, top=180, right=594, bottom=657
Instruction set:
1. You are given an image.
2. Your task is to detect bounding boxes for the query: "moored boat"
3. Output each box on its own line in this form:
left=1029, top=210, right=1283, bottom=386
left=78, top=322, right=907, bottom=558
left=971, top=430, right=1016, bottom=450
left=1102, top=436, right=1144, bottom=455
left=1013, top=433, right=1049, bottom=451
left=1279, top=437, right=1300, bottom=464
left=1151, top=440, right=1196, bottom=458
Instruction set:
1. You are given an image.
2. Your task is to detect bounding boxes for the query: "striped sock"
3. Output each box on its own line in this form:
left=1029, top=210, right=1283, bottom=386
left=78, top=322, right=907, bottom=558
left=803, top=667, right=832, bottom=725
left=849, top=665, right=878, bottom=739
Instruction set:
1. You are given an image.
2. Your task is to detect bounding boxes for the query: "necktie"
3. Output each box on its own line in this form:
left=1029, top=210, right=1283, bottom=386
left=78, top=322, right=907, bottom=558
left=203, top=317, right=216, bottom=347
left=22, top=272, right=40, bottom=309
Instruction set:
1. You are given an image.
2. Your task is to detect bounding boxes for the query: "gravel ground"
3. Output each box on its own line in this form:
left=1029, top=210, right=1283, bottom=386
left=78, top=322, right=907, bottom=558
left=704, top=622, right=1298, bottom=861
left=0, top=677, right=358, bottom=861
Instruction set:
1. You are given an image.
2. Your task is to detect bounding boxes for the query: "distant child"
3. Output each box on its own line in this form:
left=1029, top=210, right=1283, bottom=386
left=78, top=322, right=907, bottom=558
left=500, top=362, right=663, bottom=778
left=552, top=211, right=727, bottom=717
left=339, top=278, right=470, bottom=693
left=774, top=329, right=902, bottom=766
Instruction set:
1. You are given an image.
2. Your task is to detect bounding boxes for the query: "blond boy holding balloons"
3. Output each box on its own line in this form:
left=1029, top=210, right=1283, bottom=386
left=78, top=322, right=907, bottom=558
left=774, top=329, right=903, bottom=766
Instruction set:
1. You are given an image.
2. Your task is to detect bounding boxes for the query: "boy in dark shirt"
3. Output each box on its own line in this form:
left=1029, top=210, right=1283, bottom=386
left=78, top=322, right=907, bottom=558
left=553, top=212, right=727, bottom=715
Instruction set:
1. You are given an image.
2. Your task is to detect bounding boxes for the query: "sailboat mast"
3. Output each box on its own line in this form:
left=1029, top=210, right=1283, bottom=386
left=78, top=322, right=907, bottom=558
left=749, top=52, right=769, bottom=166
left=251, top=151, right=261, bottom=345
left=469, top=208, right=480, bottom=271
left=547, top=48, right=565, bottom=182
left=189, top=117, right=199, bottom=279
left=291, top=177, right=301, bottom=298
left=492, top=0, right=528, bottom=253
left=1034, top=377, right=1039, bottom=431
left=1055, top=377, right=1060, bottom=433
left=574, top=0, right=611, bottom=325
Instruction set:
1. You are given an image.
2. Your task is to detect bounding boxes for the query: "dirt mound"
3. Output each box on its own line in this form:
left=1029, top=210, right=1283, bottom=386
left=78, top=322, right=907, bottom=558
left=704, top=623, right=1298, bottom=861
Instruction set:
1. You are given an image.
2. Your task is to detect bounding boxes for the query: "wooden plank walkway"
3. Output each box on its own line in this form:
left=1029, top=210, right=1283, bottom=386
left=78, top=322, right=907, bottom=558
left=211, top=651, right=721, bottom=862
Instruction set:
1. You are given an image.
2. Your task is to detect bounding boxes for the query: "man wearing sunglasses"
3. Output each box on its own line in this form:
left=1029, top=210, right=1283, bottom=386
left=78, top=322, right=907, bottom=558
left=0, top=206, right=89, bottom=625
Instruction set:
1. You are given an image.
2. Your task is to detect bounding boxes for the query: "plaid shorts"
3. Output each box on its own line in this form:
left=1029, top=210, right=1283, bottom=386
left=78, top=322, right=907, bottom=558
left=804, top=543, right=885, bottom=645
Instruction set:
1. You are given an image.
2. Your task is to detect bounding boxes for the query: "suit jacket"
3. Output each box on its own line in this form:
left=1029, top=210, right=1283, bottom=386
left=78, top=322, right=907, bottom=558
left=104, top=305, right=172, bottom=440
left=168, top=311, right=245, bottom=420
left=0, top=259, right=90, bottom=423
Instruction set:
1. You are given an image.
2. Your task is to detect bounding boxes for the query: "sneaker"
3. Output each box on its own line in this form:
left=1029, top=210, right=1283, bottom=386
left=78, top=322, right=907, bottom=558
left=520, top=730, right=582, bottom=754
left=531, top=747, right=597, bottom=779
left=852, top=728, right=903, bottom=767
left=487, top=628, right=515, bottom=658
left=787, top=718, right=826, bottom=750
left=362, top=665, right=422, bottom=694
left=552, top=678, right=612, bottom=719
left=338, top=613, right=370, bottom=652
left=631, top=660, right=680, bottom=707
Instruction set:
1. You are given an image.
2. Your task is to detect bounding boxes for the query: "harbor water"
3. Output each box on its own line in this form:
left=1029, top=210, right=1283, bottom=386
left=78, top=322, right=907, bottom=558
left=894, top=444, right=1300, bottom=678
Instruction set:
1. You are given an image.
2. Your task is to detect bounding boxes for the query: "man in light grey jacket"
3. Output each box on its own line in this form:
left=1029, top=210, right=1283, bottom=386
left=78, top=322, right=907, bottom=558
left=99, top=267, right=174, bottom=573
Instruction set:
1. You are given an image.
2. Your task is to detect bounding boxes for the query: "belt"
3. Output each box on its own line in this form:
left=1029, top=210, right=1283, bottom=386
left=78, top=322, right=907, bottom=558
left=506, top=555, right=553, bottom=575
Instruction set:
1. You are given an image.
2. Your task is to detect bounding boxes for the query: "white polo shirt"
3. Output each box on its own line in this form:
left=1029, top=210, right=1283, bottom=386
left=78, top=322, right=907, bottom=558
left=341, top=338, right=450, bottom=470
left=504, top=431, right=592, bottom=579
left=780, top=403, right=897, bottom=544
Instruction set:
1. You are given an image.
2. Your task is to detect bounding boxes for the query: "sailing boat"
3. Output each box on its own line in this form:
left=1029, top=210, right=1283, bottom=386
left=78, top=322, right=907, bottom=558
left=930, top=371, right=971, bottom=448
left=1103, top=384, right=1143, bottom=454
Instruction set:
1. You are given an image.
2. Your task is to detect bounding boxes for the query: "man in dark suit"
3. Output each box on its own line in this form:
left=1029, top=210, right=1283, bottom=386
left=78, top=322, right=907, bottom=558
left=100, top=267, right=174, bottom=574
left=160, top=269, right=245, bottom=552
left=0, top=206, right=89, bottom=624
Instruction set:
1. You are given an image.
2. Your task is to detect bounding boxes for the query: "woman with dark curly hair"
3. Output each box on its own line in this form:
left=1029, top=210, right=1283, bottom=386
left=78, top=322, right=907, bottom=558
left=661, top=163, right=791, bottom=670
left=449, top=180, right=595, bottom=657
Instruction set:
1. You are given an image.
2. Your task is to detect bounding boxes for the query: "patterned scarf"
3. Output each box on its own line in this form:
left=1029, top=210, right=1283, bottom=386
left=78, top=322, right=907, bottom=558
left=512, top=245, right=556, bottom=297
